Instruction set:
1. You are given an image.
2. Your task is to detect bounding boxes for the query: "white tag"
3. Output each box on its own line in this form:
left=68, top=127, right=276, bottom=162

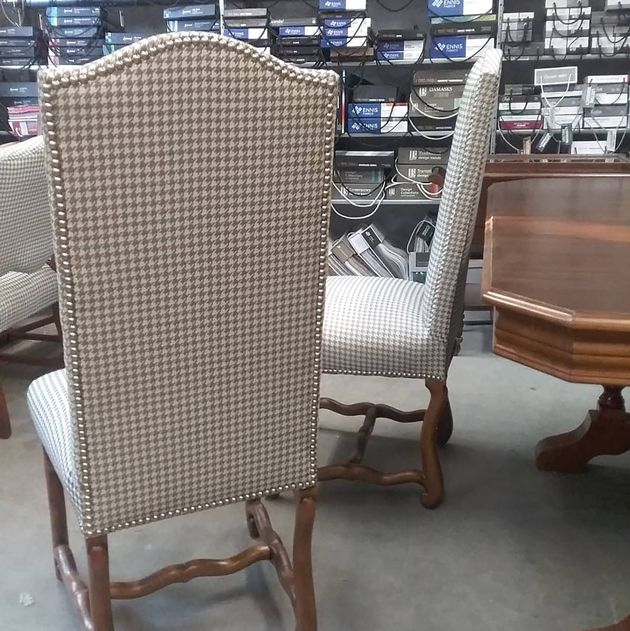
left=606, top=131, right=616, bottom=153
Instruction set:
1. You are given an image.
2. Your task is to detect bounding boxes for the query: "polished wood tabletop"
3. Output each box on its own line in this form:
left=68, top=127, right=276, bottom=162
left=482, top=174, right=630, bottom=631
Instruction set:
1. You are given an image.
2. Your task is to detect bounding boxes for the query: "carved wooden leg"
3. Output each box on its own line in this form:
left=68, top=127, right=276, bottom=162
left=87, top=535, right=114, bottom=631
left=44, top=451, right=68, bottom=580
left=419, top=379, right=447, bottom=509
left=0, top=384, right=11, bottom=439
left=584, top=615, right=630, bottom=630
left=436, top=396, right=453, bottom=447
left=293, top=488, right=317, bottom=631
left=536, top=386, right=630, bottom=473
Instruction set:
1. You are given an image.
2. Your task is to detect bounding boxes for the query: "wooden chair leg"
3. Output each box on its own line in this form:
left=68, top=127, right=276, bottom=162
left=44, top=451, right=68, bottom=580
left=419, top=379, right=447, bottom=509
left=436, top=395, right=453, bottom=447
left=293, top=488, right=317, bottom=631
left=87, top=535, right=114, bottom=631
left=0, top=384, right=11, bottom=439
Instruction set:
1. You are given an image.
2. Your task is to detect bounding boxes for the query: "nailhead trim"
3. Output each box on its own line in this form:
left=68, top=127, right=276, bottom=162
left=39, top=31, right=339, bottom=536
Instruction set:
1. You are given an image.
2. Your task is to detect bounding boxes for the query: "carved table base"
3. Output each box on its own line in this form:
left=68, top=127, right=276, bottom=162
left=536, top=386, right=630, bottom=473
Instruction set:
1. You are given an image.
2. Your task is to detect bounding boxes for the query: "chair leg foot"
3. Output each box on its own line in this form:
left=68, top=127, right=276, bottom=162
left=293, top=488, right=317, bottom=631
left=87, top=535, right=114, bottom=631
left=419, top=379, right=447, bottom=509
left=0, top=385, right=11, bottom=439
left=43, top=451, right=68, bottom=580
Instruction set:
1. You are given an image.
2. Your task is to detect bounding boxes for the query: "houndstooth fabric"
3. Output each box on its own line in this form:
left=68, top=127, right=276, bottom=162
left=31, top=33, right=338, bottom=535
left=0, top=137, right=53, bottom=275
left=322, top=276, right=444, bottom=377
left=322, top=49, right=502, bottom=381
left=27, top=370, right=80, bottom=507
left=0, top=267, right=58, bottom=332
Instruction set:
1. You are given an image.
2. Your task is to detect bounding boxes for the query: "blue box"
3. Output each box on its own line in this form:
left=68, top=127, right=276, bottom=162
left=319, top=0, right=367, bottom=10
left=348, top=103, right=384, bottom=118
left=430, top=35, right=492, bottom=59
left=321, top=34, right=367, bottom=48
left=46, top=7, right=102, bottom=17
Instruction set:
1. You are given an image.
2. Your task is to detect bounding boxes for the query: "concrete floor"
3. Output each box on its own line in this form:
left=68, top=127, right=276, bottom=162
left=1, top=326, right=629, bottom=631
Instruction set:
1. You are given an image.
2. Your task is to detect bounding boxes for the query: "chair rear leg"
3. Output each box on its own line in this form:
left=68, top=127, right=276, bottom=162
left=420, top=379, right=447, bottom=509
left=293, top=488, right=317, bottom=631
left=436, top=396, right=453, bottom=447
left=43, top=450, right=68, bottom=579
left=87, top=535, right=114, bottom=631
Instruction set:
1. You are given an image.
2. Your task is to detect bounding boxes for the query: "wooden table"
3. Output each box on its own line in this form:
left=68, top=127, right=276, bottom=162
left=482, top=175, right=630, bottom=631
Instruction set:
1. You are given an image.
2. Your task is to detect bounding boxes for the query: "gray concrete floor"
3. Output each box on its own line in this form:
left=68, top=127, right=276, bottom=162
left=1, top=326, right=629, bottom=631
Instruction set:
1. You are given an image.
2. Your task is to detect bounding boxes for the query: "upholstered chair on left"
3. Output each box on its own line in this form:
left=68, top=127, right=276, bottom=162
left=28, top=32, right=337, bottom=631
left=0, top=137, right=60, bottom=439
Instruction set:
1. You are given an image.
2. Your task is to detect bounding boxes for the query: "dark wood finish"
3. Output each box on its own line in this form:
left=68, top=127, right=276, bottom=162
left=482, top=176, right=630, bottom=473
left=586, top=617, right=630, bottom=630
left=473, top=155, right=630, bottom=254
left=318, top=378, right=448, bottom=509
left=42, top=453, right=318, bottom=630
left=110, top=547, right=272, bottom=599
left=86, top=536, right=114, bottom=631
left=0, top=386, right=10, bottom=439
left=44, top=451, right=68, bottom=580
left=536, top=387, right=630, bottom=472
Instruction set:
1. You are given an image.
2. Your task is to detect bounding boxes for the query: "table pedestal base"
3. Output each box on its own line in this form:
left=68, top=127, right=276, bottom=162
left=585, top=615, right=630, bottom=630
left=536, top=386, right=630, bottom=473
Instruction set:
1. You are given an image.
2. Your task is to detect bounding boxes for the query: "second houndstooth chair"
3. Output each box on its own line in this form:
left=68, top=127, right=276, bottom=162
left=27, top=33, right=338, bottom=631
left=319, top=49, right=502, bottom=509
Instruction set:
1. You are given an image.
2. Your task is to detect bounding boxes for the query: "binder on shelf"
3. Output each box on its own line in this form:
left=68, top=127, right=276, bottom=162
left=427, top=0, right=493, bottom=18
left=397, top=147, right=450, bottom=164
left=347, top=231, right=394, bottom=278
left=319, top=0, right=367, bottom=10
left=335, top=151, right=395, bottom=169
left=163, top=4, right=216, bottom=20
left=331, top=236, right=376, bottom=276
left=429, top=36, right=494, bottom=61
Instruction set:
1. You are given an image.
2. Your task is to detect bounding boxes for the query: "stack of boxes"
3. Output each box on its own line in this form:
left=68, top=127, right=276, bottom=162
left=333, top=149, right=389, bottom=203
left=427, top=0, right=496, bottom=62
left=0, top=82, right=39, bottom=137
left=388, top=147, right=449, bottom=200
left=375, top=29, right=425, bottom=65
left=498, top=84, right=542, bottom=132
left=544, top=0, right=591, bottom=56
left=47, top=6, right=106, bottom=66
left=270, top=17, right=321, bottom=65
left=223, top=8, right=270, bottom=53
left=591, top=10, right=630, bottom=56
left=409, top=68, right=468, bottom=133
left=0, top=26, right=45, bottom=69
left=103, top=33, right=144, bottom=55
left=165, top=3, right=218, bottom=33
left=347, top=85, right=407, bottom=135
left=583, top=74, right=629, bottom=131
left=318, top=0, right=372, bottom=63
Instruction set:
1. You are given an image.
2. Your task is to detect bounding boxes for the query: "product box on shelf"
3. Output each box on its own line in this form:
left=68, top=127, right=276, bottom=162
left=427, top=0, right=493, bottom=18
left=347, top=103, right=408, bottom=134
left=319, top=0, right=366, bottom=10
left=398, top=147, right=450, bottom=164
left=335, top=150, right=395, bottom=169
left=163, top=4, right=215, bottom=20
left=376, top=39, right=425, bottom=62
left=430, top=35, right=494, bottom=61
left=413, top=68, right=469, bottom=85
left=166, top=20, right=218, bottom=31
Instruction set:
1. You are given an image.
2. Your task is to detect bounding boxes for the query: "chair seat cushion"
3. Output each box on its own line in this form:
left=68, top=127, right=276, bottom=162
left=322, top=276, right=447, bottom=379
left=27, top=369, right=81, bottom=510
left=0, top=266, right=58, bottom=332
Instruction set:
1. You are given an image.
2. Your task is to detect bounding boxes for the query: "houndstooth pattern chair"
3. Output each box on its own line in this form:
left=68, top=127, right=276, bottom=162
left=319, top=49, right=502, bottom=508
left=28, top=32, right=337, bottom=631
left=0, top=137, right=59, bottom=440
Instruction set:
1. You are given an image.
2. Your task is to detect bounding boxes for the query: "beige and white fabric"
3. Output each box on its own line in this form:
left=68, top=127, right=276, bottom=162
left=322, top=49, right=502, bottom=381
left=28, top=32, right=338, bottom=536
left=0, top=137, right=52, bottom=275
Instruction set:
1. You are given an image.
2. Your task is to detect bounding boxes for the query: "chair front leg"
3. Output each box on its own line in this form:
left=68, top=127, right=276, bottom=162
left=0, top=384, right=11, bottom=439
left=419, top=379, right=448, bottom=509
left=43, top=451, right=68, bottom=579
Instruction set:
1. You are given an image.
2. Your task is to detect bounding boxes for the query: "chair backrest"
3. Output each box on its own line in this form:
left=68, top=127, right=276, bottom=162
left=0, top=137, right=52, bottom=275
left=39, top=33, right=338, bottom=535
left=420, top=49, right=502, bottom=353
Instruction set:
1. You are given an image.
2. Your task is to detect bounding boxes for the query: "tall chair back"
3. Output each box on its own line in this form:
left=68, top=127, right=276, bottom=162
left=39, top=33, right=338, bottom=535
left=0, top=137, right=52, bottom=274
left=420, top=49, right=502, bottom=352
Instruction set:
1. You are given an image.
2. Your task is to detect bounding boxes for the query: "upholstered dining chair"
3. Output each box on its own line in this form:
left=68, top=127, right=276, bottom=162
left=27, top=32, right=337, bottom=631
left=319, top=49, right=502, bottom=509
left=0, top=137, right=59, bottom=439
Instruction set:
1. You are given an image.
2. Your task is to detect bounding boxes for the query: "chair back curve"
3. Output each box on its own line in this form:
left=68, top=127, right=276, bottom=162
left=419, top=48, right=502, bottom=353
left=0, top=136, right=52, bottom=275
left=38, top=32, right=338, bottom=535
